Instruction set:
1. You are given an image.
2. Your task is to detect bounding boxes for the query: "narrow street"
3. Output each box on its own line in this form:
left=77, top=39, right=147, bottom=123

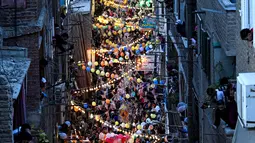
left=0, top=0, right=253, bottom=143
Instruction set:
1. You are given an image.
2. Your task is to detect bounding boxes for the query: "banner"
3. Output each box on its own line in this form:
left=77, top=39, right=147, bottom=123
left=136, top=55, right=155, bottom=71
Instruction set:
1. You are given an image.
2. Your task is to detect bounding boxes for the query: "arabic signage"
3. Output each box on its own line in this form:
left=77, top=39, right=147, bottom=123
left=140, top=17, right=156, bottom=31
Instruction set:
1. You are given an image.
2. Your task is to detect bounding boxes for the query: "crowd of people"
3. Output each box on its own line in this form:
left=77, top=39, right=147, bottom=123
left=61, top=0, right=173, bottom=142
left=201, top=77, right=238, bottom=130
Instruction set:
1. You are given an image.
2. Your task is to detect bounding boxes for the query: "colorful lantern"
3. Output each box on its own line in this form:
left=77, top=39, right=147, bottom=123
left=84, top=103, right=88, bottom=109
left=137, top=125, right=142, bottom=130
left=100, top=71, right=105, bottom=76
left=88, top=61, right=92, bottom=66
left=96, top=70, right=100, bottom=75
left=82, top=65, right=86, bottom=70
left=92, top=102, right=97, bottom=106
left=106, top=72, right=110, bottom=77
left=86, top=67, right=91, bottom=72
left=106, top=99, right=111, bottom=104
left=94, top=61, right=99, bottom=66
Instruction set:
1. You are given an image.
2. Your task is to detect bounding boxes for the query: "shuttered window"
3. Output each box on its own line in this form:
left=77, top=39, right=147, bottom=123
left=201, top=30, right=211, bottom=82
left=1, top=0, right=26, bottom=8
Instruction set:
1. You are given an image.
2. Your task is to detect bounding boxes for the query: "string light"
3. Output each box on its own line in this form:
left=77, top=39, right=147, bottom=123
left=101, top=0, right=154, bottom=10
left=99, top=30, right=152, bottom=50
left=76, top=63, right=136, bottom=93
left=71, top=100, right=161, bottom=141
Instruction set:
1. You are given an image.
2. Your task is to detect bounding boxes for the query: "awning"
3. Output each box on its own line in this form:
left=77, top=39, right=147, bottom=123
left=0, top=57, right=31, bottom=99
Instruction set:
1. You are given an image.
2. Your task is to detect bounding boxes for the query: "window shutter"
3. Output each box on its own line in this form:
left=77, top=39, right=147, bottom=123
left=241, top=0, right=249, bottom=29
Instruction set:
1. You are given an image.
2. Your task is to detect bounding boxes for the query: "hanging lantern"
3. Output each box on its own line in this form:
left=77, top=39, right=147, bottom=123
left=125, top=123, right=130, bottom=128
left=115, top=121, right=119, bottom=126
left=94, top=61, right=99, bottom=66
left=121, top=123, right=125, bottom=128
left=88, top=61, right=92, bottom=66
left=86, top=67, right=91, bottom=72
left=104, top=61, right=109, bottom=66
left=96, top=70, right=100, bottom=75
left=120, top=52, right=125, bottom=57
left=125, top=55, right=129, bottom=60
left=91, top=68, right=95, bottom=73
left=101, top=61, right=105, bottom=67
left=106, top=72, right=110, bottom=77
left=150, top=114, right=156, bottom=119
left=95, top=115, right=100, bottom=121
left=106, top=99, right=111, bottom=104
left=119, top=57, right=124, bottom=62
left=84, top=103, right=88, bottom=109
left=137, top=78, right=142, bottom=83
left=125, top=94, right=130, bottom=99
left=131, top=46, right=135, bottom=51
left=82, top=65, right=86, bottom=70
left=92, top=102, right=97, bottom=106
left=137, top=125, right=142, bottom=130
left=74, top=106, right=79, bottom=112
left=108, top=31, right=112, bottom=36
left=100, top=71, right=105, bottom=76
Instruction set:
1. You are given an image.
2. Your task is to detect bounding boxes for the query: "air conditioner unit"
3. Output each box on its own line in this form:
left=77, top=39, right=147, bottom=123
left=237, top=73, right=255, bottom=128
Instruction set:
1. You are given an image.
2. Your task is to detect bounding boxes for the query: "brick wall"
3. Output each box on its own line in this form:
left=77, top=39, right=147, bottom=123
left=197, top=0, right=236, bottom=56
left=0, top=76, right=13, bottom=143
left=0, top=0, right=39, bottom=27
left=3, top=33, right=41, bottom=127
left=235, top=0, right=255, bottom=73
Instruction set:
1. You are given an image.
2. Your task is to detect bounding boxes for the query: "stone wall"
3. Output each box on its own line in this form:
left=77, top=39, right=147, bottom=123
left=0, top=0, right=40, bottom=27
left=3, top=33, right=41, bottom=127
left=197, top=0, right=236, bottom=56
left=0, top=76, right=13, bottom=143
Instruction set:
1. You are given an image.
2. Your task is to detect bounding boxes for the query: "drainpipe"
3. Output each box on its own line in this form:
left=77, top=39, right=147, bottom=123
left=15, top=0, right=17, bottom=38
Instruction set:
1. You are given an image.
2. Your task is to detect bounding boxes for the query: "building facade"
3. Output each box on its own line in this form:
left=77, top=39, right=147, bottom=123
left=170, top=0, right=237, bottom=142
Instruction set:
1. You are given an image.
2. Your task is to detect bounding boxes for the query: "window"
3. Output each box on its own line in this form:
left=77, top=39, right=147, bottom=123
left=240, top=0, right=254, bottom=29
left=0, top=0, right=26, bottom=8
left=240, top=0, right=255, bottom=47
left=200, top=30, right=211, bottom=82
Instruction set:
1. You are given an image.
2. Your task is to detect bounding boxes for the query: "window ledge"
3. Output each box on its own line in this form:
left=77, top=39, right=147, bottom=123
left=218, top=0, right=236, bottom=11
